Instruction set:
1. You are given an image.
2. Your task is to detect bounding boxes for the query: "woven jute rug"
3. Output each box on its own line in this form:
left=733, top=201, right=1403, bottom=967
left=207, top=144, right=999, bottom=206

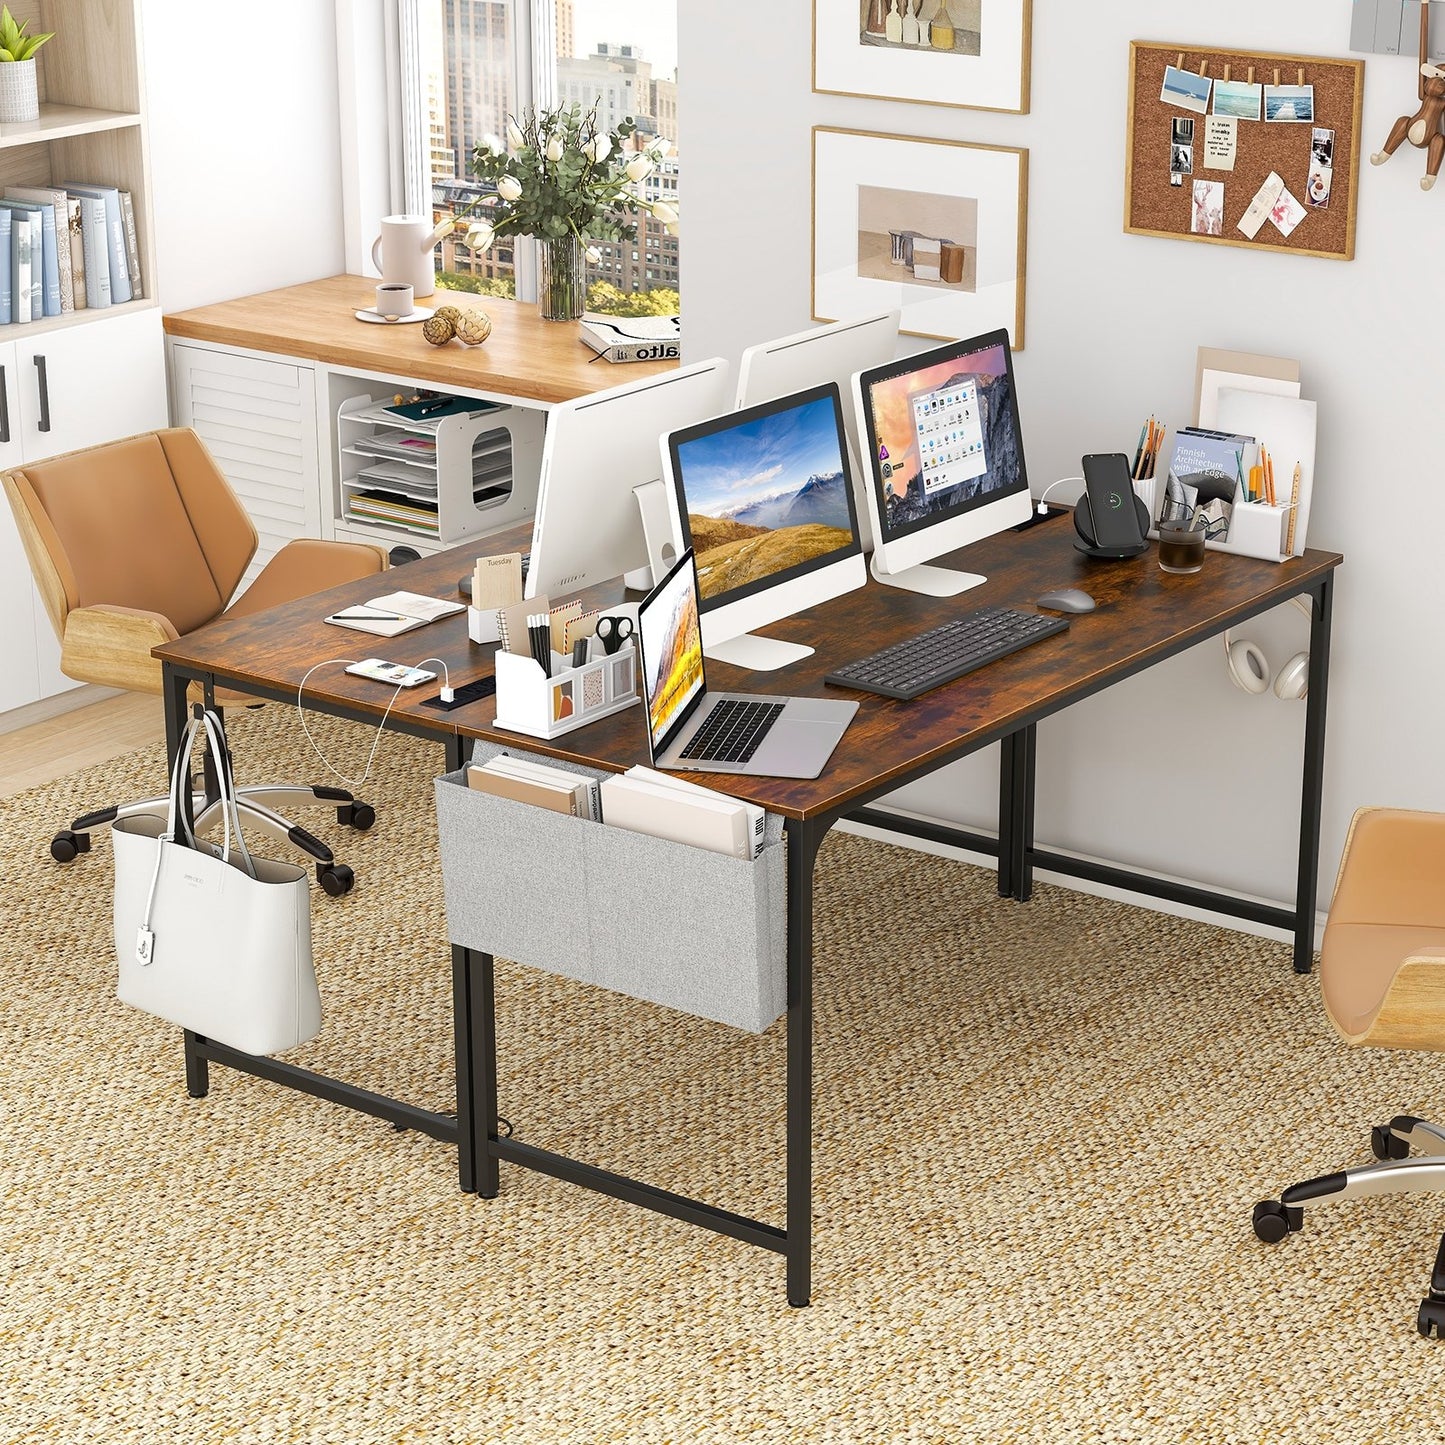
left=4, top=705, right=1445, bottom=1444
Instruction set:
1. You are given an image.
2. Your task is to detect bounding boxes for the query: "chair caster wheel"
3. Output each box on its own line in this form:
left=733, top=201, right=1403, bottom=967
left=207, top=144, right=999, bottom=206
left=51, top=829, right=90, bottom=862
left=318, top=864, right=355, bottom=897
left=1419, top=1299, right=1445, bottom=1339
left=1372, top=1124, right=1411, bottom=1161
left=338, top=801, right=376, bottom=831
left=1253, top=1199, right=1304, bottom=1243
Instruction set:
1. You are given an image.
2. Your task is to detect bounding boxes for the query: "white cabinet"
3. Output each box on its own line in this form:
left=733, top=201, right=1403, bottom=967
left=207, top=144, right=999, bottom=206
left=0, top=309, right=168, bottom=711
left=169, top=342, right=320, bottom=590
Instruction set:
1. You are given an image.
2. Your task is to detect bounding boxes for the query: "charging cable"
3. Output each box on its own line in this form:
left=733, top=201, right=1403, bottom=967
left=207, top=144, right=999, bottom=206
left=1035, top=475, right=1084, bottom=516
left=296, top=656, right=453, bottom=791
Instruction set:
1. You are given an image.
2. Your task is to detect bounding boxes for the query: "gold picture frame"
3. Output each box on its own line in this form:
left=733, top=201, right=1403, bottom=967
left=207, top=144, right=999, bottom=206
left=812, top=126, right=1028, bottom=346
left=813, top=0, right=1033, bottom=114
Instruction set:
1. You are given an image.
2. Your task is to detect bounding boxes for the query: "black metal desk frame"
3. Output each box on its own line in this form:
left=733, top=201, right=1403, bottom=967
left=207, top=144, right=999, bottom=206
left=464, top=569, right=1336, bottom=1307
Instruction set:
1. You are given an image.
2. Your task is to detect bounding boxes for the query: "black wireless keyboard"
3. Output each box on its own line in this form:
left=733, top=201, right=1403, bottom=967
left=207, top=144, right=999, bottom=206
left=824, top=607, right=1069, bottom=701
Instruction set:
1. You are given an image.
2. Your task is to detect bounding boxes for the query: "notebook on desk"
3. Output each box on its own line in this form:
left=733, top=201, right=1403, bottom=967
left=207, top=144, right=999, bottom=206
left=324, top=590, right=465, bottom=637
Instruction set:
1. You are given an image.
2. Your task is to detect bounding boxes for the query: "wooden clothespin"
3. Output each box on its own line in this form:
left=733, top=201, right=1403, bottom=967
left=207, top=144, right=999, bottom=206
left=1273, top=68, right=1281, bottom=86
left=1247, top=66, right=1256, bottom=85
left=1198, top=59, right=1209, bottom=76
left=1223, top=65, right=1232, bottom=83
left=1297, top=67, right=1305, bottom=86
left=1177, top=52, right=1185, bottom=68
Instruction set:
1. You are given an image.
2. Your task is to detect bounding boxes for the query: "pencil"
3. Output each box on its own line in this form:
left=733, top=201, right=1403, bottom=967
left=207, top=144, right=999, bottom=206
left=1265, top=450, right=1276, bottom=506
left=1131, top=420, right=1148, bottom=480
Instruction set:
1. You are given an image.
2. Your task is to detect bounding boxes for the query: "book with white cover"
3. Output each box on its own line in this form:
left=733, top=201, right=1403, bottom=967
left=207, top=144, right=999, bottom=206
left=4, top=188, right=73, bottom=311
left=578, top=312, right=681, bottom=363
left=11, top=213, right=31, bottom=326
left=599, top=772, right=753, bottom=859
left=59, top=183, right=131, bottom=303
left=623, top=764, right=764, bottom=858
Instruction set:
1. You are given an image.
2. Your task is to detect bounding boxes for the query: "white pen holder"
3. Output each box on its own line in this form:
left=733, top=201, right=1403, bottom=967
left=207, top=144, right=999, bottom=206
left=493, top=640, right=639, bottom=739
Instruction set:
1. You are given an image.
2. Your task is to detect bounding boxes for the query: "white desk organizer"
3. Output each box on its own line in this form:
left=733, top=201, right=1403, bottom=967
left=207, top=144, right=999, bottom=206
left=1134, top=476, right=1295, bottom=564
left=493, top=641, right=639, bottom=739
left=468, top=605, right=502, bottom=645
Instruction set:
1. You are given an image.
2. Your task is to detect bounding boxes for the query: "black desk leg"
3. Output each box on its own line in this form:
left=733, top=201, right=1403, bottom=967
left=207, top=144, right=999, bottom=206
left=1294, top=574, right=1334, bottom=974
left=471, top=949, right=500, bottom=1198
left=786, top=818, right=824, bottom=1307
left=998, top=727, right=1037, bottom=902
left=452, top=945, right=477, bottom=1193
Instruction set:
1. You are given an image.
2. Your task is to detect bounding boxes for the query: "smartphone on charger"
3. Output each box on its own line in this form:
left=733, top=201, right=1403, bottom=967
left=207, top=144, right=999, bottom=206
left=344, top=659, right=437, bottom=687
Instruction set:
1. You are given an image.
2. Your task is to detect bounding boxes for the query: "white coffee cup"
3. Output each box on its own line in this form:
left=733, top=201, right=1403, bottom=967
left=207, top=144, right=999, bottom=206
left=375, top=282, right=414, bottom=319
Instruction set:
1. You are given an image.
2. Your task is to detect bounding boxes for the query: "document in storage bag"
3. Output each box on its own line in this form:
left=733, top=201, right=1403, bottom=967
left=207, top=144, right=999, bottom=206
left=599, top=772, right=756, bottom=858
left=111, top=708, right=319, bottom=1058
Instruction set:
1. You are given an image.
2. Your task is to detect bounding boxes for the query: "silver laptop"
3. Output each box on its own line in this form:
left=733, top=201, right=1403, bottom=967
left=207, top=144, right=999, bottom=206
left=637, top=550, right=857, bottom=779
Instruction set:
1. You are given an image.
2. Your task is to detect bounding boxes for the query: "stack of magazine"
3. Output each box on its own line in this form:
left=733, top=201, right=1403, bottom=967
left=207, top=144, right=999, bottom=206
left=0, top=182, right=143, bottom=323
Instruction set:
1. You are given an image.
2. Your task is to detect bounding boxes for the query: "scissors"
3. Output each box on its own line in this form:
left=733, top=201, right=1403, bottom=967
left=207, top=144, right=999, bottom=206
left=595, top=614, right=635, bottom=654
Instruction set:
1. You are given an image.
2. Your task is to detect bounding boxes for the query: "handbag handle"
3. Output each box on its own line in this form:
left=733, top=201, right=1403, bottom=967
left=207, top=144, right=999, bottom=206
left=165, top=708, right=256, bottom=878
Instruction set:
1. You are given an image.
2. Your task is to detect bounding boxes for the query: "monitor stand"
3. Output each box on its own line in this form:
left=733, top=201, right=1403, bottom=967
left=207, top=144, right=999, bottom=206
left=869, top=553, right=987, bottom=597
left=704, top=633, right=814, bottom=672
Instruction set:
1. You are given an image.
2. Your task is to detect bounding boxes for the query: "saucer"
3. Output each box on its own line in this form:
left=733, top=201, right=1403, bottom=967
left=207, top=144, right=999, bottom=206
left=354, top=306, right=435, bottom=325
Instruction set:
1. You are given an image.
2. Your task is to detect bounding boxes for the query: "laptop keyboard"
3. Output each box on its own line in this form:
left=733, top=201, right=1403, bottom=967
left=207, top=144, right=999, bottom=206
left=680, top=698, right=787, bottom=765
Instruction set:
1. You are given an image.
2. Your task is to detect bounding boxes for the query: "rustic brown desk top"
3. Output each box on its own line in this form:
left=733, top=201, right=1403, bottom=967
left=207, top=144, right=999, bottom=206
left=155, top=518, right=1342, bottom=823
left=162, top=275, right=679, bottom=406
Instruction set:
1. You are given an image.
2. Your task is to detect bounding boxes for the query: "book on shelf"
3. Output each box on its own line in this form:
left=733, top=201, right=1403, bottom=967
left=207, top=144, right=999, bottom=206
left=347, top=489, right=440, bottom=531
left=75, top=195, right=110, bottom=309
left=11, top=213, right=32, bottom=326
left=3, top=199, right=60, bottom=317
left=0, top=208, right=11, bottom=326
left=5, top=188, right=74, bottom=312
left=578, top=313, right=681, bottom=364
left=59, top=183, right=131, bottom=304
left=66, top=197, right=84, bottom=310
left=118, top=191, right=143, bottom=299
left=324, top=590, right=465, bottom=638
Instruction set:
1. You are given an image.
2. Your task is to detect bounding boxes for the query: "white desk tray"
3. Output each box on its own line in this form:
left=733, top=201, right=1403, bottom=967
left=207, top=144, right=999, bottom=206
left=492, top=641, right=639, bottom=739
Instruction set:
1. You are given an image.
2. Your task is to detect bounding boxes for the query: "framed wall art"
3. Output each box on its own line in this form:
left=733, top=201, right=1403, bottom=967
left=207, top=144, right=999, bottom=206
left=812, top=127, right=1028, bottom=346
left=813, top=0, right=1032, bottom=114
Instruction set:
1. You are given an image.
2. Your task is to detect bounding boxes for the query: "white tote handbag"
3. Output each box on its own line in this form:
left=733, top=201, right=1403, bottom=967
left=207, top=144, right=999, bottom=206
left=112, top=708, right=320, bottom=1057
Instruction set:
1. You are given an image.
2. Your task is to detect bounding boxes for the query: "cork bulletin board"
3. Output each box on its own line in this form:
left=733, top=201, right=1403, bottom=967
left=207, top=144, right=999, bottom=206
left=1125, top=41, right=1365, bottom=261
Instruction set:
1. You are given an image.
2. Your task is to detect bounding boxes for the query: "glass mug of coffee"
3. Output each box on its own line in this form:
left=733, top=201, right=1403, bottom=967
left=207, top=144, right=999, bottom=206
left=1157, top=520, right=1206, bottom=574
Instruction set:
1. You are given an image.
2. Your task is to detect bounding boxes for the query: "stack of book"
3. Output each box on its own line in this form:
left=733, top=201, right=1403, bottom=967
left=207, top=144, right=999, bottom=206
left=466, top=754, right=602, bottom=820
left=578, top=313, right=681, bottom=364
left=0, top=182, right=144, bottom=325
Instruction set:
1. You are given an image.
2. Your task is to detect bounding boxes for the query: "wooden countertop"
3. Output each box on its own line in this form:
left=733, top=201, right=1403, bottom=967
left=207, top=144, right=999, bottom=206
left=162, top=275, right=680, bottom=406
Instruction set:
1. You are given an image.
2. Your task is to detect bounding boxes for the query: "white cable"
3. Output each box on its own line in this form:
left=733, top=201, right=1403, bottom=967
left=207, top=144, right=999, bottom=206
left=1035, top=475, right=1084, bottom=515
left=295, top=657, right=454, bottom=791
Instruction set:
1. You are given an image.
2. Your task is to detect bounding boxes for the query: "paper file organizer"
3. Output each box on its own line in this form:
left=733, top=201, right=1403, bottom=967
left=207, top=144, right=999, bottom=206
left=492, top=640, right=639, bottom=740
left=434, top=741, right=787, bottom=1032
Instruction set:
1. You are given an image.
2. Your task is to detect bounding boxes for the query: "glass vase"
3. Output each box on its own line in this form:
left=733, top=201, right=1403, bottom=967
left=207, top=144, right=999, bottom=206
left=538, top=234, right=586, bottom=321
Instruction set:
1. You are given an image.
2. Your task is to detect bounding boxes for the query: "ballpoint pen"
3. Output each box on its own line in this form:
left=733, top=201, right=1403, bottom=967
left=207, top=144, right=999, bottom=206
left=332, top=609, right=408, bottom=621
left=1131, top=419, right=1149, bottom=480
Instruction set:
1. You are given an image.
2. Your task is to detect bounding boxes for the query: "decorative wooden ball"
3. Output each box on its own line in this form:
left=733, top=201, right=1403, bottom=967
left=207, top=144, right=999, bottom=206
left=434, top=304, right=462, bottom=326
left=454, top=309, right=493, bottom=346
left=422, top=315, right=456, bottom=346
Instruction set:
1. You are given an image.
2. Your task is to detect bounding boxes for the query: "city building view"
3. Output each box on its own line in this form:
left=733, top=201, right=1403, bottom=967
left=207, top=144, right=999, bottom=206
left=424, top=0, right=680, bottom=313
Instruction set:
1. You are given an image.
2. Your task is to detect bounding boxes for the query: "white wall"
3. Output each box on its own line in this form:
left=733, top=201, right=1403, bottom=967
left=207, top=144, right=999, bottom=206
left=680, top=0, right=1444, bottom=912
left=141, top=0, right=346, bottom=311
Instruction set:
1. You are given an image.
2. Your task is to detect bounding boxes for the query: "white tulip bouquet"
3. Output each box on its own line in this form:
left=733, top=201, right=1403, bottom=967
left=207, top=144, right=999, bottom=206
left=459, top=101, right=677, bottom=318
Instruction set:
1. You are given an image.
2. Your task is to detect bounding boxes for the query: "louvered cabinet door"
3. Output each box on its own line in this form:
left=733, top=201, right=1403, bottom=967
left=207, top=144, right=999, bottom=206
left=169, top=343, right=321, bottom=592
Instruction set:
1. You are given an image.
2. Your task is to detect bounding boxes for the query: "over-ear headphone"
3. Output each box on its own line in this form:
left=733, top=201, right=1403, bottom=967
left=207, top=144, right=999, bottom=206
left=1224, top=595, right=1312, bottom=700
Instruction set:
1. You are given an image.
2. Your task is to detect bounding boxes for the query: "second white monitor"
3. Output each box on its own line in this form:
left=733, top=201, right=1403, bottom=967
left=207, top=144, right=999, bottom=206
left=734, top=309, right=900, bottom=553
left=525, top=357, right=734, bottom=600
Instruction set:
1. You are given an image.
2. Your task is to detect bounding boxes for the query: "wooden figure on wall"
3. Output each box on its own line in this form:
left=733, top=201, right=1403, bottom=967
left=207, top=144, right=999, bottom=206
left=1371, top=0, right=1445, bottom=189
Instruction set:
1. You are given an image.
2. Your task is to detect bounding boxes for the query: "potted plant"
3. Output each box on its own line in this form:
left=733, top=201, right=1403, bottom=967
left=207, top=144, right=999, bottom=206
left=458, top=101, right=677, bottom=321
left=0, top=5, right=53, bottom=125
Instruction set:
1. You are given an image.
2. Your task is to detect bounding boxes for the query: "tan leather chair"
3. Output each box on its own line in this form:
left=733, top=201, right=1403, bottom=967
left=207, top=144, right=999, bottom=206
left=4, top=428, right=390, bottom=896
left=1254, top=807, right=1445, bottom=1337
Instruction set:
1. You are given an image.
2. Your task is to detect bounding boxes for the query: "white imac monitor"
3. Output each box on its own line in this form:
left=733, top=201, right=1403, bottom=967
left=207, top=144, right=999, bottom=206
left=735, top=310, right=900, bottom=553
left=661, top=383, right=866, bottom=672
left=524, top=357, right=733, bottom=600
left=852, top=328, right=1032, bottom=597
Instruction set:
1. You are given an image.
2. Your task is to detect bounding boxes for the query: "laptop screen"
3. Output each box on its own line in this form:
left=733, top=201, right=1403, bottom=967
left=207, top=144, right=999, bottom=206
left=638, top=549, right=707, bottom=758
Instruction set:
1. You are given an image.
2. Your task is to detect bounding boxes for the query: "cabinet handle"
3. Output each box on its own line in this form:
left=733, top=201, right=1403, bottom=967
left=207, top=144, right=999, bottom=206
left=0, top=364, right=9, bottom=445
left=33, top=354, right=50, bottom=433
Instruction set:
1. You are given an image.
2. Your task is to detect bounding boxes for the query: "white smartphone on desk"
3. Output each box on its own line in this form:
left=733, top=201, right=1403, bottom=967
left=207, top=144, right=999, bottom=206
left=344, top=659, right=437, bottom=687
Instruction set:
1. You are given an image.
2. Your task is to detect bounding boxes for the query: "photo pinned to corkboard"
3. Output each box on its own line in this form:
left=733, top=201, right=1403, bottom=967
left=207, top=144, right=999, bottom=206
left=1124, top=41, right=1364, bottom=261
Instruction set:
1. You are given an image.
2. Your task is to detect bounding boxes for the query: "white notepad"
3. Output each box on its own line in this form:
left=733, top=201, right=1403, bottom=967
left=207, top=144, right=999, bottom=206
left=324, top=590, right=465, bottom=638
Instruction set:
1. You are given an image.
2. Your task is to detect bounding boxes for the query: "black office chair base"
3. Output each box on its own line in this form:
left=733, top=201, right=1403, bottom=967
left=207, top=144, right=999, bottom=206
left=1255, top=1114, right=1445, bottom=1335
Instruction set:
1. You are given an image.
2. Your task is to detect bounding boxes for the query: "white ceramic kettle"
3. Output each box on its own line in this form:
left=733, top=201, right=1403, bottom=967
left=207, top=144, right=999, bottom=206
left=370, top=213, right=452, bottom=299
